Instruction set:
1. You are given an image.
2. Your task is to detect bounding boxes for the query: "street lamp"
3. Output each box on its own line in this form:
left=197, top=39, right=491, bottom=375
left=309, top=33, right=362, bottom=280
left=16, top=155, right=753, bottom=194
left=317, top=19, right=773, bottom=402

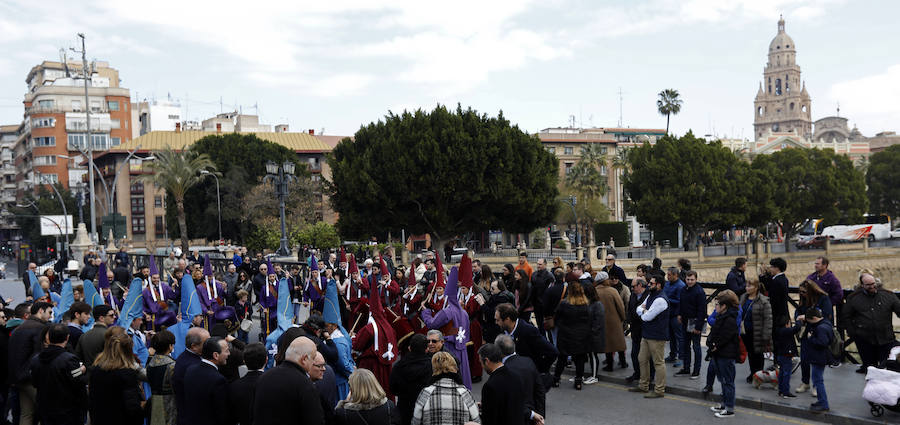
left=560, top=196, right=580, bottom=248
left=199, top=170, right=222, bottom=245
left=264, top=160, right=297, bottom=256
left=32, top=174, right=70, bottom=257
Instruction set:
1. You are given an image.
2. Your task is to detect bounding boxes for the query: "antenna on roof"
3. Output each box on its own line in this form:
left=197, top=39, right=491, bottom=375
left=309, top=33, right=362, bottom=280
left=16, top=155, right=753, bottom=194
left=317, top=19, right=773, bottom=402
left=59, top=48, right=71, bottom=77
left=617, top=87, right=625, bottom=127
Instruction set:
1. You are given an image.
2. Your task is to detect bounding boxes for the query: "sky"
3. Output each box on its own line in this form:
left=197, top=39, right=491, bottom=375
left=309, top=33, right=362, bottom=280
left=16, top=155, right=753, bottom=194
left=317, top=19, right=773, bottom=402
left=0, top=0, right=897, bottom=139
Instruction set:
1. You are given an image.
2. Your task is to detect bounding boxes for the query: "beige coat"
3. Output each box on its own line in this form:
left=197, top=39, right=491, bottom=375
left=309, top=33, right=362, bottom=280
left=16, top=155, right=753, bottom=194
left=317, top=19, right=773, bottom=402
left=596, top=286, right=627, bottom=353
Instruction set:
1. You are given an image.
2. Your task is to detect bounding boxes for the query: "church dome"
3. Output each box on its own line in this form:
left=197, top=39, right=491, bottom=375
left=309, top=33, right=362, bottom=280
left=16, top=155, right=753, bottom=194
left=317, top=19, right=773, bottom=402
left=769, top=16, right=795, bottom=52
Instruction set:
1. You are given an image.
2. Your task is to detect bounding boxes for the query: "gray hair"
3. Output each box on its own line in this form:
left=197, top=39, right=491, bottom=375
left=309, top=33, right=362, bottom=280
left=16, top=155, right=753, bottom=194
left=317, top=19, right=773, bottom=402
left=185, top=327, right=210, bottom=351
left=285, top=336, right=317, bottom=365
left=426, top=329, right=443, bottom=339
left=494, top=334, right=515, bottom=356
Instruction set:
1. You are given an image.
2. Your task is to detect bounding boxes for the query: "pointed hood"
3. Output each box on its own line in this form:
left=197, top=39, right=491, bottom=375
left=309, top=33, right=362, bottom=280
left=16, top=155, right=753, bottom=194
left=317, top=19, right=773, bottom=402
left=348, top=254, right=359, bottom=274
left=339, top=247, right=346, bottom=264
left=117, top=278, right=145, bottom=328
left=202, top=254, right=213, bottom=277
left=28, top=270, right=44, bottom=300
left=407, top=263, right=416, bottom=287
left=323, top=277, right=345, bottom=329
left=180, top=272, right=202, bottom=322
left=310, top=255, right=319, bottom=272
left=53, top=278, right=75, bottom=323
left=367, top=274, right=398, bottom=365
left=444, top=266, right=470, bottom=351
left=276, top=277, right=294, bottom=330
left=148, top=255, right=159, bottom=277
left=379, top=257, right=390, bottom=277
left=266, top=258, right=275, bottom=276
left=82, top=279, right=102, bottom=308
left=97, top=263, right=110, bottom=289
left=458, top=254, right=473, bottom=289
left=435, top=253, right=445, bottom=288
left=444, top=266, right=460, bottom=304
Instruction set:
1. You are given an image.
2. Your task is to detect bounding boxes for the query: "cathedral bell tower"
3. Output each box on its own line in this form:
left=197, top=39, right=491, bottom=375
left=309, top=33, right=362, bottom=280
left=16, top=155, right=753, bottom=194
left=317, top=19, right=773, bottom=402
left=753, top=16, right=812, bottom=140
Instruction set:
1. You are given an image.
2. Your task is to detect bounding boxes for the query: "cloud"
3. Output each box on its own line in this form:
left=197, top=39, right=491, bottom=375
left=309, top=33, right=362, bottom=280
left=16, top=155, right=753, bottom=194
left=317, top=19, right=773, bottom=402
left=828, top=64, right=900, bottom=133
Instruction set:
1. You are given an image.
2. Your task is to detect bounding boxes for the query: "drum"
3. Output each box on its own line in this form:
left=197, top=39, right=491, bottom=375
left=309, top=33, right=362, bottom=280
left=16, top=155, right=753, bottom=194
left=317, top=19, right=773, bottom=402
left=240, top=319, right=253, bottom=332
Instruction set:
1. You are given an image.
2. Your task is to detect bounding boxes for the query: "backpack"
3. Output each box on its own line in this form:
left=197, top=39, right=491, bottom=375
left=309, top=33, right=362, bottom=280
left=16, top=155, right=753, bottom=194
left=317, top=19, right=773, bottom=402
left=827, top=324, right=843, bottom=362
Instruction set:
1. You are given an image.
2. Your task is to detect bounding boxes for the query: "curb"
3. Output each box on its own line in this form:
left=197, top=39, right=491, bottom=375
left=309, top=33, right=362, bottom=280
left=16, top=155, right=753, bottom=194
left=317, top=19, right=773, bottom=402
left=584, top=373, right=888, bottom=425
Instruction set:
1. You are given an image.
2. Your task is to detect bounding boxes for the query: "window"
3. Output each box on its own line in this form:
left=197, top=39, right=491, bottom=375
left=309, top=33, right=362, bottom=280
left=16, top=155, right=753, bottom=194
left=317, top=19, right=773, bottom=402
left=775, top=78, right=782, bottom=95
left=38, top=100, right=54, bottom=109
left=67, top=134, right=85, bottom=148
left=154, top=195, right=163, bottom=208
left=564, top=147, right=574, bottom=155
left=90, top=101, right=101, bottom=112
left=34, top=156, right=57, bottom=166
left=33, top=136, right=55, bottom=147
left=107, top=101, right=119, bottom=111
left=601, top=146, right=608, bottom=155
left=547, top=147, right=555, bottom=154
left=801, top=105, right=808, bottom=113
left=167, top=114, right=179, bottom=120
left=38, top=174, right=59, bottom=184
left=757, top=107, right=763, bottom=116
left=307, top=157, right=320, bottom=170
left=71, top=100, right=82, bottom=112
left=564, top=162, right=574, bottom=174
left=111, top=137, right=121, bottom=146
left=110, top=119, right=120, bottom=129
left=789, top=103, right=794, bottom=111
left=131, top=196, right=145, bottom=214
left=131, top=182, right=144, bottom=194
left=32, top=117, right=55, bottom=128
left=90, top=134, right=108, bottom=149
left=154, top=216, right=165, bottom=236
left=131, top=216, right=145, bottom=234
left=600, top=165, right=607, bottom=175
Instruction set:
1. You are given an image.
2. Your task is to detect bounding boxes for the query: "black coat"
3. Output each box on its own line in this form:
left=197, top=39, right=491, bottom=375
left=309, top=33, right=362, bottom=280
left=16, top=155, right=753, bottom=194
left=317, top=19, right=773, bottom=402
left=388, top=351, right=433, bottom=425
left=183, top=361, right=229, bottom=425
left=767, top=274, right=790, bottom=322
left=252, top=361, right=324, bottom=425
left=707, top=307, right=740, bottom=359
left=88, top=367, right=144, bottom=425
left=333, top=400, right=401, bottom=425
left=541, top=282, right=565, bottom=318
left=8, top=317, right=46, bottom=385
left=588, top=301, right=606, bottom=353
left=530, top=269, right=554, bottom=315
left=75, top=323, right=108, bottom=367
left=627, top=291, right=650, bottom=335
left=510, top=319, right=558, bottom=372
left=172, top=350, right=202, bottom=425
left=503, top=354, right=545, bottom=417
left=554, top=302, right=591, bottom=355
left=29, top=345, right=87, bottom=421
left=481, top=365, right=527, bottom=425
left=228, top=370, right=262, bottom=425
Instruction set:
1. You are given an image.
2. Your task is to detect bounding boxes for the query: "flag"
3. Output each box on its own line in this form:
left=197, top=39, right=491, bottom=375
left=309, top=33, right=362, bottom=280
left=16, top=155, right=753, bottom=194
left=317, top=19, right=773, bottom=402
left=53, top=278, right=75, bottom=323
left=276, top=277, right=293, bottom=330
left=116, top=278, right=144, bottom=329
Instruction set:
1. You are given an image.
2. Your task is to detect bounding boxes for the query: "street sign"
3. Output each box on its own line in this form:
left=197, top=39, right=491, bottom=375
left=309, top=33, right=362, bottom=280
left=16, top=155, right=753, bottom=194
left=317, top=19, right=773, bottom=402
left=101, top=213, right=127, bottom=240
left=39, top=215, right=73, bottom=236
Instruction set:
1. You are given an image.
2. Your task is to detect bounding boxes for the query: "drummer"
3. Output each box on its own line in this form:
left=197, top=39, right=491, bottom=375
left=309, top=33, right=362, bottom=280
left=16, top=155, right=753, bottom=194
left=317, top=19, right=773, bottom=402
left=234, top=289, right=252, bottom=343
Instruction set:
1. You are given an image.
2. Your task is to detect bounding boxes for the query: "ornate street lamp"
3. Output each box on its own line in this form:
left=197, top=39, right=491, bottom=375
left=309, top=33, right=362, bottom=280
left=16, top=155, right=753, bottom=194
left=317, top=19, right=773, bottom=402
left=264, top=160, right=297, bottom=256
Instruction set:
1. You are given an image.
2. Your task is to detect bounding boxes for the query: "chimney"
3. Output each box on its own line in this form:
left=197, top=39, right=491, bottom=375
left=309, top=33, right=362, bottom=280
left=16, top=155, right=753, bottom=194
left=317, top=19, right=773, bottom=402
left=216, top=123, right=222, bottom=134
left=175, top=122, right=181, bottom=133
left=275, top=124, right=289, bottom=133
left=308, top=129, right=314, bottom=135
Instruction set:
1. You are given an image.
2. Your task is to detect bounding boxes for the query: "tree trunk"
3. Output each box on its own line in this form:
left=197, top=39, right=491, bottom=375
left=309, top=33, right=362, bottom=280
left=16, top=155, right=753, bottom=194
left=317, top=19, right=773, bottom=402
left=177, top=197, right=189, bottom=255
left=666, top=113, right=671, bottom=135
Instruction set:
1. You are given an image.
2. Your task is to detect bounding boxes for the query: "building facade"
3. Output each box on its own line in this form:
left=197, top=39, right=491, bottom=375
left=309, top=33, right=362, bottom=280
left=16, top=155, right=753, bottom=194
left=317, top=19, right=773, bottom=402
left=753, top=17, right=812, bottom=141
left=15, top=60, right=132, bottom=197
left=0, top=125, right=19, bottom=239
left=132, top=99, right=182, bottom=138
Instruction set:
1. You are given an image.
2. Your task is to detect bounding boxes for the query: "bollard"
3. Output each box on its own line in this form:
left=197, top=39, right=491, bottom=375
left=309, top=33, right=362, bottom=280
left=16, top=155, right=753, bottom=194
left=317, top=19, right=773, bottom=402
left=863, top=237, right=869, bottom=254
left=576, top=246, right=584, bottom=261
left=697, top=244, right=704, bottom=261
left=825, top=236, right=831, bottom=255
left=654, top=241, right=661, bottom=259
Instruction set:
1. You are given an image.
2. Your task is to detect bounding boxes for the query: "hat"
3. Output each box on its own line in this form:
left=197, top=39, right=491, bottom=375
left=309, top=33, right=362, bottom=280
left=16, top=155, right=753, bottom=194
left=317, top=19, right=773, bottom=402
left=232, top=254, right=243, bottom=267
left=323, top=274, right=343, bottom=326
left=148, top=255, right=159, bottom=276
left=266, top=258, right=275, bottom=276
left=97, top=263, right=110, bottom=289
left=379, top=257, right=389, bottom=277
left=435, top=252, right=445, bottom=287
left=407, top=262, right=416, bottom=287
left=458, top=254, right=474, bottom=289
left=310, top=255, right=319, bottom=272
left=348, top=254, right=359, bottom=274
left=339, top=247, right=346, bottom=264
left=594, top=271, right=609, bottom=282
left=202, top=254, right=213, bottom=277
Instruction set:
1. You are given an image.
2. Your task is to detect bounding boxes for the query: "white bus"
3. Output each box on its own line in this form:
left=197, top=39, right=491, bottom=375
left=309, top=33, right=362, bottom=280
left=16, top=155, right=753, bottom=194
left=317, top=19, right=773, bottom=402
left=819, top=214, right=892, bottom=242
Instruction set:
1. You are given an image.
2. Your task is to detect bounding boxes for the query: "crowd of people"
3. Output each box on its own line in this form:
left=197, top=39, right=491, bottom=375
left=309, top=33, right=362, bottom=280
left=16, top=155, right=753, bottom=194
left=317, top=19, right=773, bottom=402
left=1, top=247, right=899, bottom=424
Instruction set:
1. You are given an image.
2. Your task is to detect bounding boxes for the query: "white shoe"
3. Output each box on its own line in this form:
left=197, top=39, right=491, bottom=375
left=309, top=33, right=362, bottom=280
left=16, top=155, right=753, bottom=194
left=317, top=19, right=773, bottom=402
left=710, top=405, right=726, bottom=413
left=811, top=387, right=817, bottom=397
left=795, top=383, right=809, bottom=393
left=583, top=376, right=598, bottom=385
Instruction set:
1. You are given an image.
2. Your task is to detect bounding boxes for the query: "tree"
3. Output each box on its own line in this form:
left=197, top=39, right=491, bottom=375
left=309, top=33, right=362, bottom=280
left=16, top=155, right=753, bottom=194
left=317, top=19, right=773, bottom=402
left=657, top=89, right=683, bottom=135
left=13, top=184, right=77, bottom=257
left=564, top=144, right=608, bottom=199
left=622, top=132, right=751, bottom=248
left=866, top=145, right=900, bottom=218
left=328, top=104, right=559, bottom=253
left=752, top=148, right=867, bottom=248
left=294, top=221, right=340, bottom=250
left=136, top=147, right=218, bottom=255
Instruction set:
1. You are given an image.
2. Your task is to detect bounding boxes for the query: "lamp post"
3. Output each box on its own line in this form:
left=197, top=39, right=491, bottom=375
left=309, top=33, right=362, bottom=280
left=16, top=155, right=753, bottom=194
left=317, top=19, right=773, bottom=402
left=264, top=160, right=296, bottom=257
left=560, top=196, right=579, bottom=248
left=200, top=170, right=222, bottom=245
left=34, top=174, right=70, bottom=256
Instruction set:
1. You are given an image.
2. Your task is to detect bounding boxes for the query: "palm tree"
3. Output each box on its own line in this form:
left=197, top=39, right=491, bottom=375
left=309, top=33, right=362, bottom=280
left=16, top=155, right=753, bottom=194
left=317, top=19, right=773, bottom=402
left=135, top=147, right=218, bottom=254
left=657, top=89, right=683, bottom=134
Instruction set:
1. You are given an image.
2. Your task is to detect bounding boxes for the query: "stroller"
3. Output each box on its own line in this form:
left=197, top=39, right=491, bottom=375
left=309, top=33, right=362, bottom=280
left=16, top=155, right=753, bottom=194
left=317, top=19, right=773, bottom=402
left=863, top=346, right=900, bottom=418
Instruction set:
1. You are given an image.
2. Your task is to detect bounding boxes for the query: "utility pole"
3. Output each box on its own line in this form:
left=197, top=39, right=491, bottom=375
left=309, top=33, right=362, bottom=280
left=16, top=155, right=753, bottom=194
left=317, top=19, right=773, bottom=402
left=73, top=33, right=96, bottom=242
left=617, top=87, right=624, bottom=127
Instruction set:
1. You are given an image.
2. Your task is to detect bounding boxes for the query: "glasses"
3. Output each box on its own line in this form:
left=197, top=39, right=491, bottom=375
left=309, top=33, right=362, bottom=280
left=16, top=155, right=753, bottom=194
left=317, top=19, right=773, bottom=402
left=313, top=363, right=326, bottom=369
left=427, top=339, right=441, bottom=344
left=106, top=312, right=117, bottom=317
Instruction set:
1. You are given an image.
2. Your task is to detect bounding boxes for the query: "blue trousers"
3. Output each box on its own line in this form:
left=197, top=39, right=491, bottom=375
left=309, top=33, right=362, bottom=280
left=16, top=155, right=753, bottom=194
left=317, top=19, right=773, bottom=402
left=681, top=326, right=702, bottom=373
left=776, top=355, right=792, bottom=395
left=713, top=357, right=736, bottom=412
left=669, top=316, right=684, bottom=359
left=810, top=364, right=828, bottom=409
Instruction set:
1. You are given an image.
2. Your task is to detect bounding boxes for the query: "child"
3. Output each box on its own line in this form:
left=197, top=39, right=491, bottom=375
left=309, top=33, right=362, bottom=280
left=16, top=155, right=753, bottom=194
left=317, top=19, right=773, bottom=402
left=800, top=308, right=832, bottom=413
left=234, top=290, right=251, bottom=343
left=774, top=315, right=798, bottom=398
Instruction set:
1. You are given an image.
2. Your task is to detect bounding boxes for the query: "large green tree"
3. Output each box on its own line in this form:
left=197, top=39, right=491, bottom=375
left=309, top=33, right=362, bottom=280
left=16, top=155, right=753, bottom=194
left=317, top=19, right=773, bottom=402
left=136, top=147, right=218, bottom=255
left=867, top=144, right=900, bottom=218
left=752, top=147, right=867, bottom=248
left=328, top=104, right=559, bottom=252
left=623, top=132, right=752, bottom=248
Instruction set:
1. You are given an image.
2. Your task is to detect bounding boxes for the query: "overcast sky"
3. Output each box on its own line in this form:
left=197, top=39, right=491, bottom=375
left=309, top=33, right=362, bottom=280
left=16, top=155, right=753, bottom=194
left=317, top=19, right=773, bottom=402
left=0, top=0, right=897, bottom=139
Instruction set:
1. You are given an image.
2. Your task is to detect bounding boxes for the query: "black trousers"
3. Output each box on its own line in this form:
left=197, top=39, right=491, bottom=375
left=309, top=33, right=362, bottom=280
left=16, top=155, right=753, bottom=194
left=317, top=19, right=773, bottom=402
left=856, top=339, right=895, bottom=368
left=742, top=333, right=765, bottom=377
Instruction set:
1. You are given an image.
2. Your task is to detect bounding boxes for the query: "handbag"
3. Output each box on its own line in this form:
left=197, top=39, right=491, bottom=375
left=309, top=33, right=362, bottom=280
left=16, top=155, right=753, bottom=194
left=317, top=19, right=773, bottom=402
left=737, top=337, right=748, bottom=364
left=542, top=285, right=567, bottom=331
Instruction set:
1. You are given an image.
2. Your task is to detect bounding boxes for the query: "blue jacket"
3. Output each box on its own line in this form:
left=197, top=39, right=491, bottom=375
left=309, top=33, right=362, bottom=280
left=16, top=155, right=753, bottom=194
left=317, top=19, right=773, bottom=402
left=330, top=332, right=355, bottom=401
left=725, top=267, right=746, bottom=297
left=679, top=283, right=707, bottom=332
left=803, top=319, right=833, bottom=366
left=708, top=306, right=743, bottom=334
left=663, top=279, right=685, bottom=316
left=640, top=290, right=670, bottom=341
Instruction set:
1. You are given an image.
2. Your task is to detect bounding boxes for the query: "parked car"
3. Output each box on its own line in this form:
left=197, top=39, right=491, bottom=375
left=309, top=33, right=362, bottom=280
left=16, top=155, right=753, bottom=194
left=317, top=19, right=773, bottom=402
left=796, top=235, right=832, bottom=249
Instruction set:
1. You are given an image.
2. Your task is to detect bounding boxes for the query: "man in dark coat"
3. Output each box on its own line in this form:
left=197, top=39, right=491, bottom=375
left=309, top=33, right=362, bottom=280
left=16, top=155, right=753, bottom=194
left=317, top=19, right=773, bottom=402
left=725, top=257, right=747, bottom=297
left=8, top=301, right=52, bottom=425
left=228, top=343, right=266, bottom=425
left=540, top=271, right=566, bottom=344
left=74, top=304, right=116, bottom=367
left=29, top=323, right=87, bottom=425
left=766, top=258, right=790, bottom=326
left=252, top=337, right=324, bottom=425
left=389, top=334, right=433, bottom=425
left=626, top=278, right=652, bottom=383
left=494, top=303, right=557, bottom=373
left=183, top=337, right=230, bottom=425
left=495, top=334, right=546, bottom=418
left=478, top=343, right=530, bottom=425
left=529, top=259, right=554, bottom=329
left=172, top=327, right=210, bottom=425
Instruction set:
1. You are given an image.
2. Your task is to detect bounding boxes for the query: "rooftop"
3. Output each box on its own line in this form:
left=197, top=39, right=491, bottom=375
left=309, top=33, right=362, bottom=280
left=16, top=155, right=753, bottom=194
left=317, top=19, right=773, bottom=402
left=109, top=130, right=334, bottom=154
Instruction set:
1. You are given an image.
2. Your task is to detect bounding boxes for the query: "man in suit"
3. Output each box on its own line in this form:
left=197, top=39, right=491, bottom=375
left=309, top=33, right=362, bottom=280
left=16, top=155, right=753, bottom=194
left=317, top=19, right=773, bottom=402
left=767, top=257, right=790, bottom=327
left=183, top=337, right=230, bottom=425
left=479, top=343, right=534, bottom=425
left=390, top=334, right=433, bottom=425
left=228, top=343, right=266, bottom=425
left=172, top=327, right=210, bottom=425
left=252, top=337, right=324, bottom=425
left=494, top=303, right=558, bottom=373
left=495, top=334, right=545, bottom=419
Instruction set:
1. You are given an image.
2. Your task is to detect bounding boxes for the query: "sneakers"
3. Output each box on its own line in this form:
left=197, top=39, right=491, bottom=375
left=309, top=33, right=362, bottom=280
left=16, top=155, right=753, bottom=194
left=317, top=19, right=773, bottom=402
left=810, top=404, right=829, bottom=413
left=583, top=376, right=598, bottom=385
left=690, top=373, right=701, bottom=380
left=811, top=387, right=817, bottom=397
left=625, top=375, right=638, bottom=384
left=702, top=386, right=713, bottom=395
left=795, top=383, right=810, bottom=393
left=644, top=392, right=664, bottom=399
left=780, top=392, right=797, bottom=399
left=674, top=369, right=691, bottom=377
left=665, top=355, right=678, bottom=363
left=710, top=405, right=727, bottom=413
left=715, top=411, right=735, bottom=418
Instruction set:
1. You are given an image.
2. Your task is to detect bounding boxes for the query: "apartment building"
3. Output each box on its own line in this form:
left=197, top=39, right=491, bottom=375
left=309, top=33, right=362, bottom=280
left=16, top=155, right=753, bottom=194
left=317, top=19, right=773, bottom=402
left=0, top=125, right=19, bottom=239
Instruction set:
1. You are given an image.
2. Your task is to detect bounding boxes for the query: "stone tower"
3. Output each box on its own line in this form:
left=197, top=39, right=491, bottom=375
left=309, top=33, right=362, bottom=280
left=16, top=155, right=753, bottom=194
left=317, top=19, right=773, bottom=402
left=753, top=16, right=812, bottom=140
